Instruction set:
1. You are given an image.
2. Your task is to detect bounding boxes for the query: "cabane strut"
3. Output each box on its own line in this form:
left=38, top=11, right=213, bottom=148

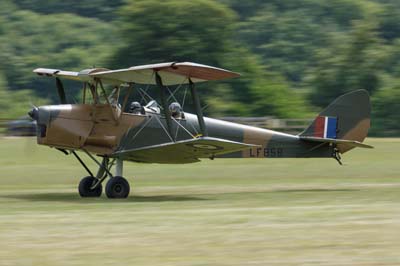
left=155, top=72, right=175, bottom=141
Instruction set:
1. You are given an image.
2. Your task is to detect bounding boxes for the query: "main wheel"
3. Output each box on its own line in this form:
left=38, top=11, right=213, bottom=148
left=78, top=176, right=102, bottom=197
left=105, top=176, right=130, bottom=198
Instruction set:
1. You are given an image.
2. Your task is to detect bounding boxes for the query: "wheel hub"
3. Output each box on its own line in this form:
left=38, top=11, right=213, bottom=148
left=114, top=184, right=122, bottom=193
left=105, top=176, right=130, bottom=198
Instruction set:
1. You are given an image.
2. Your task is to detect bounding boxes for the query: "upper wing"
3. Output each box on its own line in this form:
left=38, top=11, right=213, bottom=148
left=113, top=137, right=259, bottom=164
left=91, top=62, right=240, bottom=86
left=33, top=67, right=112, bottom=82
left=34, top=62, right=240, bottom=86
left=34, top=68, right=81, bottom=81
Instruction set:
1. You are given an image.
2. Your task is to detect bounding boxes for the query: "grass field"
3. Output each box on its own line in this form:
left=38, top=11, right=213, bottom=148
left=0, top=137, right=399, bottom=266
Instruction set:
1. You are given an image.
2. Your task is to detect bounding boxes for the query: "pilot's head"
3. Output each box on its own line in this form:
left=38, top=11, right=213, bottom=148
left=130, top=101, right=142, bottom=114
left=169, top=102, right=183, bottom=118
left=129, top=102, right=142, bottom=113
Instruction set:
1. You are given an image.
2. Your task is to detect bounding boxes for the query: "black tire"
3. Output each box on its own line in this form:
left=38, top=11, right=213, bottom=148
left=78, top=176, right=102, bottom=197
left=105, top=176, right=130, bottom=199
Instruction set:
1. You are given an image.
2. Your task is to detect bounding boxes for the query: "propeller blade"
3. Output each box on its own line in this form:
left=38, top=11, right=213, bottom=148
left=56, top=77, right=67, bottom=104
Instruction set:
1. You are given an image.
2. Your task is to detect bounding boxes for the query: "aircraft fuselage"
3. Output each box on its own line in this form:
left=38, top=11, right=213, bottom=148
left=31, top=104, right=332, bottom=163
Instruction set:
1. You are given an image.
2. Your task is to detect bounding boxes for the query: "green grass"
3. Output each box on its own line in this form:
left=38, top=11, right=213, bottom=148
left=0, top=137, right=399, bottom=265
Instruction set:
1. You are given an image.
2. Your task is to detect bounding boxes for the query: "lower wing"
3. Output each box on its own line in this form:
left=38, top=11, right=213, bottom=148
left=113, top=137, right=259, bottom=164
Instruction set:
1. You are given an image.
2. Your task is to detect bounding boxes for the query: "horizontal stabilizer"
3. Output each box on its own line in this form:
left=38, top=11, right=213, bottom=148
left=300, top=136, right=373, bottom=150
left=113, top=137, right=259, bottom=164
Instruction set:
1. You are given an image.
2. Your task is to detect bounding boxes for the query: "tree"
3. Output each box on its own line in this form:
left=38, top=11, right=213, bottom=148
left=110, top=0, right=310, bottom=118
left=308, top=20, right=388, bottom=107
left=0, top=4, right=117, bottom=100
left=14, top=0, right=123, bottom=21
left=0, top=71, right=47, bottom=119
left=238, top=7, right=330, bottom=85
left=111, top=0, right=236, bottom=67
left=371, top=80, right=400, bottom=136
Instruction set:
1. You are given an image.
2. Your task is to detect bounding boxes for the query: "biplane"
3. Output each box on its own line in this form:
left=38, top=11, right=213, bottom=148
left=29, top=62, right=373, bottom=198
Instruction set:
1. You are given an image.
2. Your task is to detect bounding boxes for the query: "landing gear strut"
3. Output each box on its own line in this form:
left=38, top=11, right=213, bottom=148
left=72, top=151, right=131, bottom=199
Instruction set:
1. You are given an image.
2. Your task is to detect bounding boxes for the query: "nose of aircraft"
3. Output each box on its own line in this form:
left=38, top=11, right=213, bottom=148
left=28, top=107, right=39, bottom=121
left=28, top=106, right=48, bottom=138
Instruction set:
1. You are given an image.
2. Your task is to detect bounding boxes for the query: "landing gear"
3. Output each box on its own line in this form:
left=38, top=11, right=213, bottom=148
left=72, top=152, right=130, bottom=199
left=78, top=176, right=102, bottom=197
left=332, top=147, right=343, bottom=165
left=105, top=176, right=130, bottom=198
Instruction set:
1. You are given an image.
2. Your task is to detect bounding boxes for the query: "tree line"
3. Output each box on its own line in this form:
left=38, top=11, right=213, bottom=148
left=0, top=0, right=399, bottom=135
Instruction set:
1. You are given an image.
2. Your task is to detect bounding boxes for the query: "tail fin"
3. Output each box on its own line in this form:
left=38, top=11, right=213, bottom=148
left=300, top=89, right=371, bottom=153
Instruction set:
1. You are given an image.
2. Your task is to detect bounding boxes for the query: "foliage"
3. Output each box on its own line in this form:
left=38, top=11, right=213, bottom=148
left=14, top=0, right=123, bottom=21
left=112, top=0, right=236, bottom=66
left=0, top=1, right=116, bottom=100
left=371, top=78, right=400, bottom=136
left=307, top=20, right=388, bottom=107
left=111, top=0, right=309, bottom=118
left=0, top=71, right=47, bottom=119
left=1, top=0, right=400, bottom=135
left=238, top=7, right=330, bottom=85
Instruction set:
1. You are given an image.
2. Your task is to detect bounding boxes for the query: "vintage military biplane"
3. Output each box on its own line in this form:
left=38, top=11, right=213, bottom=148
left=29, top=62, right=372, bottom=198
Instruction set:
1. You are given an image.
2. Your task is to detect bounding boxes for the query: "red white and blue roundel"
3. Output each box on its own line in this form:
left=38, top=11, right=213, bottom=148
left=314, top=116, right=337, bottom=139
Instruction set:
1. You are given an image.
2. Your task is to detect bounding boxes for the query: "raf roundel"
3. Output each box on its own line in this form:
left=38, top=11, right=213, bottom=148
left=188, top=143, right=223, bottom=150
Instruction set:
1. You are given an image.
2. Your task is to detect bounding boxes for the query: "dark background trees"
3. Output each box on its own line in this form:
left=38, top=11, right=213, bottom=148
left=1, top=0, right=399, bottom=135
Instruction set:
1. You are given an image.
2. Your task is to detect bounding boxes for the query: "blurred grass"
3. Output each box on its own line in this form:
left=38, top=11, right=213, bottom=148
left=0, top=137, right=399, bottom=265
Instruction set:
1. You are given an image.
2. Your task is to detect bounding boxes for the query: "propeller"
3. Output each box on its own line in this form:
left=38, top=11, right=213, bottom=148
left=56, top=77, right=67, bottom=104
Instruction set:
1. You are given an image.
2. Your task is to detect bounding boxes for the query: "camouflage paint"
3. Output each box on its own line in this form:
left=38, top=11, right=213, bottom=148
left=33, top=90, right=370, bottom=164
